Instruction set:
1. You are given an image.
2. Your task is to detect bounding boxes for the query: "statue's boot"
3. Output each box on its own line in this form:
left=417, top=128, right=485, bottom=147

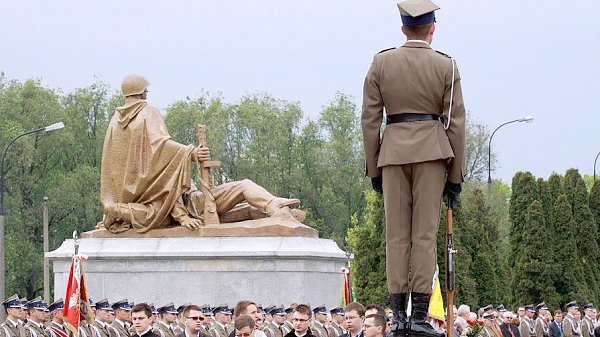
left=390, top=293, right=408, bottom=337
left=265, top=198, right=301, bottom=217
left=408, top=292, right=444, bottom=337
left=102, top=203, right=133, bottom=233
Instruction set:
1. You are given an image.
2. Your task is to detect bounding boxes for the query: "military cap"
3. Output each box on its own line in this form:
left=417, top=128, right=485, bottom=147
left=158, top=303, right=179, bottom=315
left=177, top=303, right=191, bottom=314
left=2, top=294, right=22, bottom=309
left=397, top=0, right=440, bottom=26
left=270, top=306, right=286, bottom=316
left=112, top=299, right=132, bottom=311
left=264, top=305, right=275, bottom=315
left=330, top=307, right=345, bottom=316
left=19, top=297, right=28, bottom=308
left=95, top=298, right=111, bottom=311
left=26, top=297, right=49, bottom=311
left=583, top=303, right=595, bottom=310
left=149, top=303, right=158, bottom=315
left=496, top=305, right=506, bottom=313
left=535, top=303, right=549, bottom=311
left=257, top=305, right=265, bottom=314
left=213, top=304, right=232, bottom=315
left=284, top=306, right=294, bottom=314
left=89, top=298, right=96, bottom=308
left=565, top=301, right=579, bottom=309
left=481, top=305, right=495, bottom=319
left=524, top=305, right=535, bottom=313
left=200, top=304, right=213, bottom=316
left=313, top=305, right=328, bottom=315
left=129, top=301, right=135, bottom=308
left=48, top=298, right=64, bottom=312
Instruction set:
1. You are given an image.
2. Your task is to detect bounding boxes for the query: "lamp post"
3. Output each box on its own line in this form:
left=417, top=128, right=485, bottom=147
left=595, top=151, right=600, bottom=181
left=0, top=122, right=65, bottom=317
left=487, top=116, right=533, bottom=200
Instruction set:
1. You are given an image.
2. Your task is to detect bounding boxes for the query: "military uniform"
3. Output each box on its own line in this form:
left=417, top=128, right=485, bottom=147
left=111, top=300, right=132, bottom=337
left=564, top=302, right=581, bottom=337
left=310, top=306, right=329, bottom=337
left=326, top=307, right=344, bottom=337
left=153, top=304, right=178, bottom=337
left=92, top=299, right=115, bottom=337
left=209, top=306, right=231, bottom=337
left=535, top=303, right=551, bottom=337
left=519, top=307, right=538, bottom=337
left=582, top=304, right=596, bottom=337
left=263, top=307, right=287, bottom=337
left=2, top=295, right=27, bottom=337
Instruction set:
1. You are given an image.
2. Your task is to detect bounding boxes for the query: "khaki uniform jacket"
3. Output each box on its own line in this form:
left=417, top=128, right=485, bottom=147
left=153, top=322, right=176, bottom=337
left=535, top=317, right=550, bottom=337
left=208, top=323, right=227, bottom=337
left=582, top=317, right=594, bottom=337
left=1, top=319, right=26, bottom=337
left=361, top=41, right=466, bottom=182
left=520, top=318, right=536, bottom=337
left=563, top=315, right=580, bottom=337
left=111, top=321, right=131, bottom=337
left=311, top=323, right=328, bottom=337
left=24, top=322, right=48, bottom=337
left=326, top=323, right=344, bottom=337
left=92, top=320, right=115, bottom=337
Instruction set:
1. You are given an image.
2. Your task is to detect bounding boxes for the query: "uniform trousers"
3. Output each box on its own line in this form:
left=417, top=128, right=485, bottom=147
left=382, top=159, right=446, bottom=294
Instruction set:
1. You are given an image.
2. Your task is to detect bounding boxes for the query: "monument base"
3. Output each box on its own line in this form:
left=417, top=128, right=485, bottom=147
left=47, top=235, right=348, bottom=308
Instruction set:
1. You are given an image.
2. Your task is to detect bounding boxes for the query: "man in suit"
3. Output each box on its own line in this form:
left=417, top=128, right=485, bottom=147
left=549, top=310, right=563, bottom=337
left=360, top=0, right=465, bottom=336
left=535, top=303, right=551, bottom=337
left=175, top=305, right=207, bottom=337
left=284, top=305, right=314, bottom=337
left=500, top=312, right=521, bottom=337
left=131, top=304, right=159, bottom=337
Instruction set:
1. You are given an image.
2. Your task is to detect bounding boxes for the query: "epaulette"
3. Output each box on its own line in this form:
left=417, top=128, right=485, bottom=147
left=377, top=47, right=396, bottom=54
left=435, top=50, right=452, bottom=58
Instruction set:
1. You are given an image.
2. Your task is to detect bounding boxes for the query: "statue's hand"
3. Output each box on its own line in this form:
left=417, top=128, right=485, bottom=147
left=180, top=216, right=204, bottom=230
left=192, top=146, right=211, bottom=162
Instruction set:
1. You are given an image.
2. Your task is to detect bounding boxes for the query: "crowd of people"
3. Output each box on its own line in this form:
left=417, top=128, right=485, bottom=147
left=1, top=295, right=390, bottom=337
left=452, top=302, right=600, bottom=337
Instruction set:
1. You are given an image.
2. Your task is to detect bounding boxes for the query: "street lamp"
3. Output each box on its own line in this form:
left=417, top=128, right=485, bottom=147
left=487, top=116, right=533, bottom=199
left=594, top=151, right=600, bottom=181
left=0, top=121, right=65, bottom=317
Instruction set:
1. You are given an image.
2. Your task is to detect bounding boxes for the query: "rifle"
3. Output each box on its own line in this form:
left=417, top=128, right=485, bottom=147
left=196, top=124, right=221, bottom=225
left=446, top=196, right=457, bottom=337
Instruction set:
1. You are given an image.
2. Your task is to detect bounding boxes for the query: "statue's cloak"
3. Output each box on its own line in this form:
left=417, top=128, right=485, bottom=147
left=100, top=98, right=194, bottom=232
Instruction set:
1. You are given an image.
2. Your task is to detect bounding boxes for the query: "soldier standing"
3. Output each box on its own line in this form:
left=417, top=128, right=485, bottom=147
left=209, top=306, right=231, bottom=337
left=564, top=302, right=580, bottom=337
left=45, top=299, right=68, bottom=337
left=582, top=304, right=596, bottom=337
left=153, top=304, right=178, bottom=337
left=263, top=307, right=286, bottom=337
left=327, top=308, right=345, bottom=337
left=1, top=295, right=27, bottom=337
left=93, top=299, right=116, bottom=337
left=311, top=306, right=329, bottom=337
left=535, top=303, right=551, bottom=337
left=111, top=300, right=133, bottom=337
left=519, top=306, right=537, bottom=337
left=360, top=0, right=465, bottom=336
left=24, top=299, right=49, bottom=337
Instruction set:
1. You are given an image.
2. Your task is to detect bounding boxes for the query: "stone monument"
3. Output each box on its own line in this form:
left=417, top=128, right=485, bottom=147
left=47, top=73, right=348, bottom=308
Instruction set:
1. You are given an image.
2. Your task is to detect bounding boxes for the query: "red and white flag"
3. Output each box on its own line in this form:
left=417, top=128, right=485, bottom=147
left=63, top=254, right=93, bottom=336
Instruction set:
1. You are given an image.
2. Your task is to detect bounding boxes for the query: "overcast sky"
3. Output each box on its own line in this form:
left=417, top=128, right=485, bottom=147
left=2, top=0, right=600, bottom=184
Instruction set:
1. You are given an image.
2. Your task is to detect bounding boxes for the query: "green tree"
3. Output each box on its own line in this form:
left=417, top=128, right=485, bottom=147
left=347, top=190, right=387, bottom=305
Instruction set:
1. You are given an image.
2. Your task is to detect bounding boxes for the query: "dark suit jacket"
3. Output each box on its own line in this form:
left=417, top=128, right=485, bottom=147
left=284, top=329, right=315, bottom=337
left=501, top=324, right=521, bottom=337
left=593, top=326, right=600, bottom=337
left=549, top=321, right=562, bottom=337
left=177, top=330, right=209, bottom=337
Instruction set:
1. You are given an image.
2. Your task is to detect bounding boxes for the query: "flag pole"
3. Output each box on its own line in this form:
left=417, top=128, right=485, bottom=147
left=73, top=231, right=79, bottom=255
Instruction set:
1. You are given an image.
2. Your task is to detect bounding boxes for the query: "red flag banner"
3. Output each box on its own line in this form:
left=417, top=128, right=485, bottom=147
left=63, top=254, right=93, bottom=336
left=341, top=267, right=353, bottom=306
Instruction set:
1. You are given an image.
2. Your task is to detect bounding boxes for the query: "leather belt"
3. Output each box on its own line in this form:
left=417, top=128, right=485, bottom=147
left=386, top=113, right=442, bottom=124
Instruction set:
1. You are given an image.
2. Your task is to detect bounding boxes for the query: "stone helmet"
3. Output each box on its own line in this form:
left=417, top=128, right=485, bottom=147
left=121, top=73, right=149, bottom=97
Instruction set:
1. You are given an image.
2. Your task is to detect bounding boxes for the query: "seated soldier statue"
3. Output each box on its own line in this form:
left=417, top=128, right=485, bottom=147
left=99, top=73, right=301, bottom=233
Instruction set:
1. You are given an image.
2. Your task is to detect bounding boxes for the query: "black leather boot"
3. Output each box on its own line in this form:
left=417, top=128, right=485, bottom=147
left=408, top=292, right=444, bottom=337
left=389, top=293, right=408, bottom=336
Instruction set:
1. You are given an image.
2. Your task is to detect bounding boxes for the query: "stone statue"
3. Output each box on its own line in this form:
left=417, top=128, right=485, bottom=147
left=98, top=73, right=303, bottom=234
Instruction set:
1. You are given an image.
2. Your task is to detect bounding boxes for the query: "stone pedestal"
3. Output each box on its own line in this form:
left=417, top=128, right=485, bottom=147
left=47, top=235, right=348, bottom=308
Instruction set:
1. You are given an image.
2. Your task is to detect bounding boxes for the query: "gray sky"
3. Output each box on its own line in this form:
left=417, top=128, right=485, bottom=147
left=2, top=0, right=600, bottom=184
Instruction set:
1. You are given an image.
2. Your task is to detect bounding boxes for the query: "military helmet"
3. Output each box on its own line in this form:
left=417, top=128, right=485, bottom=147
left=121, top=73, right=149, bottom=97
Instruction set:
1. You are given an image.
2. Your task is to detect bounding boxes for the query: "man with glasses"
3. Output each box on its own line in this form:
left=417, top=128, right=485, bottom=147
left=235, top=316, right=256, bottom=337
left=284, top=305, right=314, bottom=337
left=341, top=303, right=365, bottom=337
left=362, top=315, right=385, bottom=337
left=175, top=305, right=207, bottom=337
